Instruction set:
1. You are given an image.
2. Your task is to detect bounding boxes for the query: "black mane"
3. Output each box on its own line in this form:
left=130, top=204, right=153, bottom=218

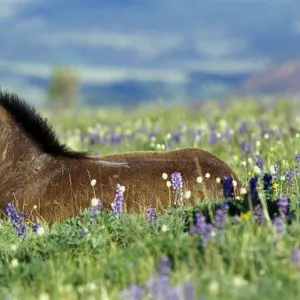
left=0, top=90, right=88, bottom=158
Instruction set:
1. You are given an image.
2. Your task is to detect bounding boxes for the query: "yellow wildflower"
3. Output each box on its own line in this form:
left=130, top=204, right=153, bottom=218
left=272, top=183, right=279, bottom=189
left=240, top=211, right=251, bottom=221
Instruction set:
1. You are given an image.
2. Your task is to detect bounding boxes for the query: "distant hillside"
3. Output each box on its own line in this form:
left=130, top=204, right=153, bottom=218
left=231, top=59, right=300, bottom=96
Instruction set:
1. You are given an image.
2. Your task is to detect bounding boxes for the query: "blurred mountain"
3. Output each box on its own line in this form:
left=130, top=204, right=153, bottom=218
left=231, top=59, right=300, bottom=97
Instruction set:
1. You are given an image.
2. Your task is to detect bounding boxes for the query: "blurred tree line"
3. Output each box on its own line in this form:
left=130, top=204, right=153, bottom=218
left=47, top=66, right=80, bottom=112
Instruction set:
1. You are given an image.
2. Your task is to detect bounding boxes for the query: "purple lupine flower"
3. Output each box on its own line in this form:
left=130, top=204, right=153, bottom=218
left=112, top=184, right=125, bottom=215
left=172, top=132, right=182, bottom=143
left=147, top=276, right=179, bottom=300
left=190, top=213, right=214, bottom=247
left=171, top=172, right=183, bottom=206
left=89, top=132, right=99, bottom=146
left=6, top=203, right=28, bottom=239
left=157, top=257, right=171, bottom=284
left=89, top=198, right=103, bottom=221
left=146, top=256, right=185, bottom=300
left=263, top=173, right=272, bottom=189
left=285, top=170, right=294, bottom=185
left=273, top=216, right=286, bottom=236
left=182, top=281, right=195, bottom=300
left=255, top=155, right=264, bottom=170
left=209, top=131, right=217, bottom=145
left=224, top=125, right=232, bottom=141
left=146, top=206, right=157, bottom=221
left=296, top=152, right=300, bottom=163
left=271, top=164, right=278, bottom=180
left=263, top=173, right=273, bottom=196
left=33, top=221, right=41, bottom=232
left=253, top=204, right=265, bottom=223
left=214, top=208, right=227, bottom=230
left=120, top=256, right=196, bottom=300
left=110, top=133, right=123, bottom=145
left=249, top=176, right=259, bottom=205
left=119, top=284, right=144, bottom=300
left=275, top=193, right=290, bottom=218
left=222, top=176, right=234, bottom=199
left=239, top=122, right=248, bottom=135
left=221, top=201, right=230, bottom=210
left=240, top=141, right=252, bottom=155
left=291, top=248, right=300, bottom=264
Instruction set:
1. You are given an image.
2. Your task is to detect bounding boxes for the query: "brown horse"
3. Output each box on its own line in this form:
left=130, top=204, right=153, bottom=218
left=0, top=90, right=240, bottom=223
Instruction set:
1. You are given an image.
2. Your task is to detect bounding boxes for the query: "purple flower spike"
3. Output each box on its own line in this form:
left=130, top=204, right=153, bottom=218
left=33, top=221, right=41, bottom=232
left=6, top=203, right=28, bottom=239
left=146, top=206, right=157, bottom=221
left=273, top=216, right=286, bottom=236
left=255, top=155, right=264, bottom=170
left=119, top=284, right=144, bottom=300
left=249, top=176, right=259, bottom=205
left=89, top=198, right=103, bottom=221
left=296, top=152, right=300, bottom=163
left=158, top=257, right=171, bottom=284
left=171, top=172, right=183, bottom=206
left=253, top=204, right=265, bottom=223
left=291, top=248, right=300, bottom=264
left=240, top=141, right=252, bottom=155
left=223, top=176, right=234, bottom=199
left=190, top=213, right=214, bottom=247
left=214, top=208, right=227, bottom=230
left=275, top=193, right=290, bottom=218
left=112, top=184, right=125, bottom=215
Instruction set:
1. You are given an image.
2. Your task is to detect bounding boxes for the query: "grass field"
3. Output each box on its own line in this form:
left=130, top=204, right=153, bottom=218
left=2, top=98, right=300, bottom=300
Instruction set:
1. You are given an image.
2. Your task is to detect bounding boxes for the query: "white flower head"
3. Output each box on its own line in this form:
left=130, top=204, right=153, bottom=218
left=253, top=165, right=261, bottom=174
left=10, top=244, right=17, bottom=252
left=119, top=186, right=126, bottom=193
left=86, top=282, right=98, bottom=291
left=38, top=293, right=50, bottom=300
left=208, top=280, right=219, bottom=295
left=161, top=224, right=168, bottom=232
left=184, top=191, right=192, bottom=199
left=241, top=161, right=247, bottom=167
left=37, top=227, right=45, bottom=236
left=91, top=198, right=99, bottom=207
left=232, top=180, right=238, bottom=187
left=270, top=165, right=276, bottom=174
left=216, top=177, right=221, bottom=184
left=205, top=173, right=210, bottom=178
left=248, top=158, right=253, bottom=164
left=232, top=276, right=248, bottom=287
left=166, top=181, right=171, bottom=188
left=10, top=258, right=19, bottom=268
left=162, top=173, right=168, bottom=180
left=240, top=187, right=247, bottom=195
left=91, top=179, right=97, bottom=186
left=196, top=176, right=203, bottom=183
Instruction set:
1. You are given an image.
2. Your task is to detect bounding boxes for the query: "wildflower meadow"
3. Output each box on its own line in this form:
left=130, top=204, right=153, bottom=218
left=2, top=98, right=300, bottom=300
